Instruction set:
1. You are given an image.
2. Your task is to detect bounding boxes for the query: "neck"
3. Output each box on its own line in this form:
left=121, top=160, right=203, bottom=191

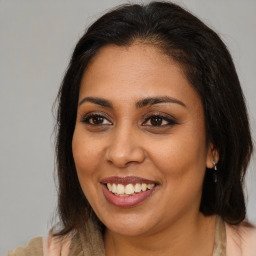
left=104, top=213, right=216, bottom=256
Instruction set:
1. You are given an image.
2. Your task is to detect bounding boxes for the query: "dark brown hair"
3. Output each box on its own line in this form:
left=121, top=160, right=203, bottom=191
left=54, top=1, right=253, bottom=236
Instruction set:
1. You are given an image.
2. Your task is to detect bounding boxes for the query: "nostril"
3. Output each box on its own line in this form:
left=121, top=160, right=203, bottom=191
left=105, top=151, right=145, bottom=168
left=104, top=136, right=146, bottom=167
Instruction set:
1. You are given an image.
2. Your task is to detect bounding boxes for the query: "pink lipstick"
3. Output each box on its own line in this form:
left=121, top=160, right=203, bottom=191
left=101, top=176, right=158, bottom=208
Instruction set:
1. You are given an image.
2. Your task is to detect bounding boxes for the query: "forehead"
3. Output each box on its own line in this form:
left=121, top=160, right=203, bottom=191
left=79, top=43, right=202, bottom=111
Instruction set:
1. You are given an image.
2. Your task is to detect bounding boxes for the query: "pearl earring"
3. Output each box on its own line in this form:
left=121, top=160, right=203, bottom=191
left=213, top=160, right=218, bottom=183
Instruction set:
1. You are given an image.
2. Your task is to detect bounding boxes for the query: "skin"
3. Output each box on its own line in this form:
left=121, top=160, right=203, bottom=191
left=72, top=42, right=219, bottom=256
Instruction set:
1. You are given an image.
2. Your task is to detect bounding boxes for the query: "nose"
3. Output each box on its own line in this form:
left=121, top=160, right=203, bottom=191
left=105, top=126, right=145, bottom=168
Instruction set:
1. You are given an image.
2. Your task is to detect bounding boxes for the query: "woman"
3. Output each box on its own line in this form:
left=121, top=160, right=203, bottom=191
left=7, top=1, right=256, bottom=255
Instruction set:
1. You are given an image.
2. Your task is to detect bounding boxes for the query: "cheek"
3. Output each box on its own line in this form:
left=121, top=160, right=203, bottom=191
left=151, top=134, right=206, bottom=176
left=72, top=127, right=102, bottom=178
left=153, top=134, right=207, bottom=208
left=72, top=128, right=103, bottom=204
left=147, top=126, right=208, bottom=207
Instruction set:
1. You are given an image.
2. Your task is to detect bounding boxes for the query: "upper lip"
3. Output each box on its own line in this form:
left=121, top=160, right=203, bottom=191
left=101, top=176, right=158, bottom=185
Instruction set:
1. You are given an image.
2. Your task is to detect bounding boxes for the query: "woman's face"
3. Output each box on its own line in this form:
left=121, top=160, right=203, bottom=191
left=72, top=43, right=214, bottom=237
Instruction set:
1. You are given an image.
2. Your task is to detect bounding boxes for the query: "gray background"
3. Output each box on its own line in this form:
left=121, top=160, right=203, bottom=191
left=0, top=0, right=255, bottom=254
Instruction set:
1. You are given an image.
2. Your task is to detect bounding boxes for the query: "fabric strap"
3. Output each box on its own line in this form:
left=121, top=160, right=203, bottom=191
left=212, top=216, right=226, bottom=256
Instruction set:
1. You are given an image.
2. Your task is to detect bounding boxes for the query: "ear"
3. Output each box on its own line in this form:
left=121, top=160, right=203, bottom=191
left=206, top=143, right=219, bottom=169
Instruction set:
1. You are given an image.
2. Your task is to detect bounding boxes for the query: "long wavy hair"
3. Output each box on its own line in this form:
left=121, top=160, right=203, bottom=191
left=53, top=1, right=253, bottom=236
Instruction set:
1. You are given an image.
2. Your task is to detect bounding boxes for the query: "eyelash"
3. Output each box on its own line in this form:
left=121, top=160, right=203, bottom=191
left=142, top=114, right=177, bottom=127
left=81, top=112, right=178, bottom=128
left=82, top=113, right=112, bottom=126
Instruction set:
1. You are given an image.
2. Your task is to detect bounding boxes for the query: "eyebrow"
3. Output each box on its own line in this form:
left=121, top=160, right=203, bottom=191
left=79, top=96, right=186, bottom=108
left=79, top=97, right=113, bottom=108
left=136, top=96, right=186, bottom=108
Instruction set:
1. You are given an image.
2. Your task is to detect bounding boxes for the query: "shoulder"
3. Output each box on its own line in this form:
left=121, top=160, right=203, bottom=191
left=6, top=237, right=43, bottom=256
left=225, top=221, right=256, bottom=256
left=6, top=234, right=72, bottom=256
left=43, top=233, right=72, bottom=256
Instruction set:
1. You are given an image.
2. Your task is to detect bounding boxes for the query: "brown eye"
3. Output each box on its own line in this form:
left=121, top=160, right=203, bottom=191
left=142, top=114, right=177, bottom=127
left=91, top=116, right=104, bottom=125
left=82, top=114, right=112, bottom=125
left=150, top=116, right=164, bottom=126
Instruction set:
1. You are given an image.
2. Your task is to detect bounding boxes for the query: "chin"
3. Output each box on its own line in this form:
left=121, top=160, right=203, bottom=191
left=106, top=221, right=153, bottom=237
left=97, top=210, right=159, bottom=237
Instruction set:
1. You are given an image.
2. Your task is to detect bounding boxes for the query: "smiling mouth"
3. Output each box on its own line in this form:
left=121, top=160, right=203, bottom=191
left=101, top=176, right=158, bottom=207
left=101, top=176, right=158, bottom=196
left=106, top=183, right=156, bottom=196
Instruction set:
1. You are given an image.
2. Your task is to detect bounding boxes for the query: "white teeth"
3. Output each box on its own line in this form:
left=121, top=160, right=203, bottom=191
left=112, top=184, right=117, bottom=193
left=147, top=184, right=154, bottom=189
left=134, top=183, right=142, bottom=193
left=107, top=183, right=112, bottom=191
left=106, top=183, right=155, bottom=195
left=125, top=184, right=134, bottom=195
left=141, top=183, right=147, bottom=191
left=117, top=184, right=125, bottom=194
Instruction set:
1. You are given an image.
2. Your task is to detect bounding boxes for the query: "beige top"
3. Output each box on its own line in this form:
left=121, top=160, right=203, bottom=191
left=6, top=216, right=256, bottom=256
